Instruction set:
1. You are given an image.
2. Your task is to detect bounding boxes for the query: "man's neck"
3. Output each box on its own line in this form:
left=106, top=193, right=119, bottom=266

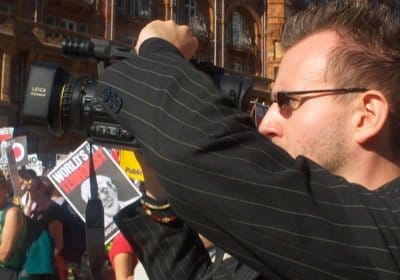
left=338, top=152, right=400, bottom=190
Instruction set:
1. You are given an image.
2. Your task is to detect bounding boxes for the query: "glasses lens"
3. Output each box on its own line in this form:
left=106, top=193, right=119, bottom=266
left=254, top=103, right=269, bottom=128
left=277, top=92, right=288, bottom=109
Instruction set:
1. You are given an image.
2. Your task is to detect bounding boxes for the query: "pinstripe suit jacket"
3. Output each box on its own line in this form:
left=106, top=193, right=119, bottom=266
left=115, top=202, right=261, bottom=280
left=100, top=38, right=400, bottom=279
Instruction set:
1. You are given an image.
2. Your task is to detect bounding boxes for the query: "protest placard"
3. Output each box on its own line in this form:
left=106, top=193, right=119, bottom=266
left=26, top=154, right=43, bottom=176
left=0, top=127, right=13, bottom=165
left=118, top=150, right=144, bottom=181
left=12, top=136, right=28, bottom=167
left=47, top=141, right=142, bottom=243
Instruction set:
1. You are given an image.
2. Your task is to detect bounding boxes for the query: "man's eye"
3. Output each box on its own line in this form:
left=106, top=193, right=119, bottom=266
left=287, top=97, right=301, bottom=109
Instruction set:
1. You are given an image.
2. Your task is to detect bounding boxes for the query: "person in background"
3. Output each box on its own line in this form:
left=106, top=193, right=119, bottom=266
left=1, top=167, right=9, bottom=181
left=18, top=169, right=37, bottom=212
left=108, top=232, right=138, bottom=280
left=41, top=176, right=86, bottom=278
left=0, top=178, right=25, bottom=280
left=27, top=176, right=66, bottom=280
left=18, top=169, right=36, bottom=190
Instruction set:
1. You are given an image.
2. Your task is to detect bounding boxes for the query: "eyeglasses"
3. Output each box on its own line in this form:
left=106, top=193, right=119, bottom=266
left=254, top=102, right=269, bottom=127
left=273, top=87, right=369, bottom=110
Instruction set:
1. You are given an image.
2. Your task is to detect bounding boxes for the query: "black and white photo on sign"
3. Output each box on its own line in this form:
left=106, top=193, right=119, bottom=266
left=47, top=140, right=142, bottom=243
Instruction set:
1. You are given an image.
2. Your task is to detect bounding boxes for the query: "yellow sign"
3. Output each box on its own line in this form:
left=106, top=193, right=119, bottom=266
left=119, top=150, right=144, bottom=181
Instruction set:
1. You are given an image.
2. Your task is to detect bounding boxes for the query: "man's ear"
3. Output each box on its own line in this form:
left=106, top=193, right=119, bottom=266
left=352, top=90, right=390, bottom=144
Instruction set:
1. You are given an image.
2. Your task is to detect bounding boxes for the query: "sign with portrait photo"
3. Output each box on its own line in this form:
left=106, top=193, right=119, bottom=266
left=47, top=141, right=142, bottom=243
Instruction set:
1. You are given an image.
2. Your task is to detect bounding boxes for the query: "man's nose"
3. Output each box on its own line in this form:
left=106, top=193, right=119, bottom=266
left=257, top=102, right=283, bottom=138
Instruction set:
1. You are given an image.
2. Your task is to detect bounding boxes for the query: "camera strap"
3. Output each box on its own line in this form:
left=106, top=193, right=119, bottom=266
left=85, top=142, right=105, bottom=279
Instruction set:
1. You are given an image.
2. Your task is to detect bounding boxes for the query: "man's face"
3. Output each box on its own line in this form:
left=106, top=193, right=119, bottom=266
left=97, top=177, right=119, bottom=217
left=258, top=30, right=354, bottom=173
left=19, top=178, right=32, bottom=191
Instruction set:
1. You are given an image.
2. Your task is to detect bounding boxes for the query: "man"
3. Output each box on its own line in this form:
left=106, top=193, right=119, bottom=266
left=100, top=1, right=400, bottom=278
left=80, top=175, right=129, bottom=226
left=18, top=169, right=37, bottom=216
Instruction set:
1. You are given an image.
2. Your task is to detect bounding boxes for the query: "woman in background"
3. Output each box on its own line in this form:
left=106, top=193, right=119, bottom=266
left=25, top=176, right=66, bottom=280
left=0, top=177, right=26, bottom=280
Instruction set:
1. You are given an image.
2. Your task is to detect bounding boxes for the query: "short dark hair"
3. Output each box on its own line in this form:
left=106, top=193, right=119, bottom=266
left=19, top=169, right=37, bottom=180
left=39, top=176, right=56, bottom=197
left=30, top=176, right=52, bottom=197
left=282, top=0, right=400, bottom=151
left=283, top=1, right=400, bottom=111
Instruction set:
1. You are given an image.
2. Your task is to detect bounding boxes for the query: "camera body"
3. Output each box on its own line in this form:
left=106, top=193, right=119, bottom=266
left=22, top=38, right=253, bottom=149
left=23, top=61, right=137, bottom=148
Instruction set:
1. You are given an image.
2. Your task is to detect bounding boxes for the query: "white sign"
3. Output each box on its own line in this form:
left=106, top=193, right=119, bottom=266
left=26, top=154, right=43, bottom=176
left=47, top=141, right=142, bottom=244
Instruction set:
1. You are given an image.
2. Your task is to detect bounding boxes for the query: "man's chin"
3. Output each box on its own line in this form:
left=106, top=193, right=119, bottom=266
left=271, top=141, right=298, bottom=159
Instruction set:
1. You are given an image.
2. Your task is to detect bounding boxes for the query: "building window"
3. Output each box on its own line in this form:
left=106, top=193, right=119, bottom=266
left=0, top=4, right=10, bottom=15
left=228, top=11, right=254, bottom=50
left=116, top=35, right=135, bottom=45
left=232, top=62, right=244, bottom=72
left=117, top=0, right=125, bottom=15
left=60, top=19, right=76, bottom=32
left=194, top=51, right=209, bottom=63
left=78, top=23, right=89, bottom=34
left=46, top=15, right=57, bottom=26
left=274, top=66, right=279, bottom=81
left=118, top=0, right=152, bottom=19
left=184, top=0, right=207, bottom=37
left=274, top=41, right=283, bottom=59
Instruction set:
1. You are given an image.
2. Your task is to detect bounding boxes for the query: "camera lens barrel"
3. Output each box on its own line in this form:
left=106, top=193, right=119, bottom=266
left=62, top=38, right=95, bottom=57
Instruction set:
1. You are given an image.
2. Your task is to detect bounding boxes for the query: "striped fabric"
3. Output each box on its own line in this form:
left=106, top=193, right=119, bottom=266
left=115, top=203, right=261, bottom=279
left=101, top=38, right=400, bottom=279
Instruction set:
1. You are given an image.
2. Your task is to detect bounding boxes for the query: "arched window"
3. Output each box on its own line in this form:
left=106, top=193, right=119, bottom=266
left=228, top=11, right=253, bottom=50
left=226, top=9, right=257, bottom=74
left=117, top=0, right=152, bottom=19
left=0, top=4, right=10, bottom=15
left=184, top=0, right=207, bottom=37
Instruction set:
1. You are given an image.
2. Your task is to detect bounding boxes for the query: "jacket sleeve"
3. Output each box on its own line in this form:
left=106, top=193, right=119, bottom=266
left=114, top=202, right=211, bottom=280
left=99, top=38, right=399, bottom=279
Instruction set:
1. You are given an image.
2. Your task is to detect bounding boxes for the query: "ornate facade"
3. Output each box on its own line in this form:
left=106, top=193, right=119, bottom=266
left=0, top=0, right=292, bottom=160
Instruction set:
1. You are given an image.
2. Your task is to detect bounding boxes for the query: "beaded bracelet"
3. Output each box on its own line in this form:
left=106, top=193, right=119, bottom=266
left=140, top=199, right=170, bottom=210
left=140, top=194, right=170, bottom=209
left=140, top=194, right=178, bottom=224
left=142, top=203, right=177, bottom=224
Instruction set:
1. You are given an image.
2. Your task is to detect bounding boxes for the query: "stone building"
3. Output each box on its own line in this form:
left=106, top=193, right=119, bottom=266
left=0, top=0, right=294, bottom=165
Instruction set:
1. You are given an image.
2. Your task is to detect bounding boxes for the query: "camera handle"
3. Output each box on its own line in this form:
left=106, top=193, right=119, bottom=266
left=84, top=141, right=105, bottom=279
left=62, top=38, right=136, bottom=75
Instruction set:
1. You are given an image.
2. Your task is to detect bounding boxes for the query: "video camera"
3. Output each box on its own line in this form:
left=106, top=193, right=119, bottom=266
left=22, top=38, right=253, bottom=149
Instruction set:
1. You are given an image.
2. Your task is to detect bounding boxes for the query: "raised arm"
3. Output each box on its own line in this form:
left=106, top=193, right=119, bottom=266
left=0, top=206, right=24, bottom=262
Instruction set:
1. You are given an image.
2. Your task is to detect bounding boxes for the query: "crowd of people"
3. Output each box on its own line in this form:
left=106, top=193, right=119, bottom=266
left=0, top=164, right=147, bottom=280
left=2, top=0, right=400, bottom=279
left=0, top=167, right=87, bottom=279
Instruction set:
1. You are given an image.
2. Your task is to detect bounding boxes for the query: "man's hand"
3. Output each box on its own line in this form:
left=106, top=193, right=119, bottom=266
left=135, top=20, right=199, bottom=60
